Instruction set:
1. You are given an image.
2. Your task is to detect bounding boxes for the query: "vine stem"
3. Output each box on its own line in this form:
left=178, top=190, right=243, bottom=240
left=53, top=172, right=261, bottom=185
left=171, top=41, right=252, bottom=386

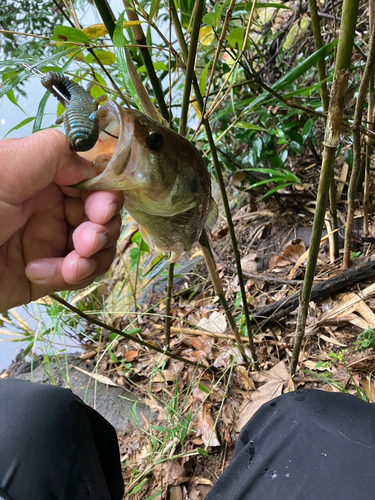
left=170, top=1, right=258, bottom=366
left=343, top=10, right=375, bottom=268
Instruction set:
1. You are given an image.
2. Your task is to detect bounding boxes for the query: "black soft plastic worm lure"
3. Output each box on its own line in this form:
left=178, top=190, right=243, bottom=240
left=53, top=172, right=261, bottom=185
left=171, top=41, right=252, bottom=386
left=41, top=72, right=107, bottom=152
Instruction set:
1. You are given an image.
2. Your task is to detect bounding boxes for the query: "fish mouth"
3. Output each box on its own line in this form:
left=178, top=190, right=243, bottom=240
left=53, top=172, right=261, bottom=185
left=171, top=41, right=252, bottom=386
left=73, top=101, right=134, bottom=191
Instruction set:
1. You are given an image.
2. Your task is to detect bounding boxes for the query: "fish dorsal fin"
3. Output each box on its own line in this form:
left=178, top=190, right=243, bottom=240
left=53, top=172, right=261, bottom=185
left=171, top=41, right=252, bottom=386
left=204, top=197, right=218, bottom=230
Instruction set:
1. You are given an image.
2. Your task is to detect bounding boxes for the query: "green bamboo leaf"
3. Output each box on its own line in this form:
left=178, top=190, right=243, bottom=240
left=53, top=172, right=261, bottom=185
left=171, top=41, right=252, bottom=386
left=51, top=26, right=91, bottom=45
left=217, top=0, right=231, bottom=26
left=32, top=90, right=50, bottom=133
left=149, top=0, right=161, bottom=21
left=236, top=121, right=268, bottom=132
left=144, top=489, right=165, bottom=500
left=243, top=39, right=338, bottom=114
left=0, top=48, right=81, bottom=100
left=199, top=61, right=211, bottom=96
left=3, top=116, right=35, bottom=139
left=129, top=478, right=147, bottom=495
left=245, top=177, right=290, bottom=189
left=113, top=10, right=141, bottom=110
left=258, top=182, right=295, bottom=199
left=57, top=101, right=65, bottom=118
left=3, top=87, right=26, bottom=115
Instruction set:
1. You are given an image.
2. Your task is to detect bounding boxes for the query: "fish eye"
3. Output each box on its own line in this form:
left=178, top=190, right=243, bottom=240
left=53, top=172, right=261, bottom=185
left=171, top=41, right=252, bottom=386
left=146, top=132, right=164, bottom=151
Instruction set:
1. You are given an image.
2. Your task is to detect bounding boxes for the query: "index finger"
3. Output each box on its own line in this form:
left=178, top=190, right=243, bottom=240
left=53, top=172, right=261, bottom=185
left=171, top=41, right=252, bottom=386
left=0, top=129, right=96, bottom=204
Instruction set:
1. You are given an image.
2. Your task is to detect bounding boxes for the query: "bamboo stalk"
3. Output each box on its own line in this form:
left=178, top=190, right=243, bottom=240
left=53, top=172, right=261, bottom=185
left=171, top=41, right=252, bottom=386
left=93, top=0, right=158, bottom=119
left=363, top=0, right=375, bottom=236
left=309, top=0, right=339, bottom=259
left=123, top=0, right=170, bottom=121
left=290, top=0, right=360, bottom=375
left=343, top=17, right=375, bottom=268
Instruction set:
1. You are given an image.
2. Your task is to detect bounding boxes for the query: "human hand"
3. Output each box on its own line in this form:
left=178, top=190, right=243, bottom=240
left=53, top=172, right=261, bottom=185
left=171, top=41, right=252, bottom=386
left=0, top=129, right=124, bottom=312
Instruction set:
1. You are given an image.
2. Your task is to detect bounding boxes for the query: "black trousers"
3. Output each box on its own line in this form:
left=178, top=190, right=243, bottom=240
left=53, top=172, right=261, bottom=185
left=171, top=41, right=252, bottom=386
left=206, top=389, right=375, bottom=500
left=1, top=382, right=375, bottom=500
left=0, top=379, right=124, bottom=500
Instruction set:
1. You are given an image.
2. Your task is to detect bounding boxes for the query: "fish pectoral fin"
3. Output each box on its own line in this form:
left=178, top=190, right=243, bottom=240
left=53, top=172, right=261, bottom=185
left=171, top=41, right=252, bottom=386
left=139, top=226, right=154, bottom=249
left=204, top=197, right=219, bottom=230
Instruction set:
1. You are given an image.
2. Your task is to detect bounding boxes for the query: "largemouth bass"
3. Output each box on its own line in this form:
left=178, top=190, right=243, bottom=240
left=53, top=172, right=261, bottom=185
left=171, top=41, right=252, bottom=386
left=77, top=101, right=218, bottom=274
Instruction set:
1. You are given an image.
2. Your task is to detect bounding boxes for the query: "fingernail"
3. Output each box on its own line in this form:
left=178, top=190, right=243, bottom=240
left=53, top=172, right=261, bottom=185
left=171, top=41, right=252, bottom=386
left=28, top=262, right=56, bottom=282
left=78, top=259, right=97, bottom=281
left=105, top=201, right=118, bottom=221
left=95, top=231, right=109, bottom=250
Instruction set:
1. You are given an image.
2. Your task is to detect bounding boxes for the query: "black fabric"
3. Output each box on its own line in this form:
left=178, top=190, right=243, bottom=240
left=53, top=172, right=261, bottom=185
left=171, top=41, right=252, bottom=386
left=206, top=389, right=375, bottom=500
left=0, top=379, right=124, bottom=500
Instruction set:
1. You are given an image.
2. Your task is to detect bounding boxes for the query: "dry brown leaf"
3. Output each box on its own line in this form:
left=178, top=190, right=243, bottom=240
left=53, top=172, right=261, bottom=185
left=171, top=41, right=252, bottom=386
left=197, top=311, right=227, bottom=334
left=72, top=366, right=119, bottom=387
left=196, top=404, right=220, bottom=447
left=235, top=366, right=256, bottom=391
left=240, top=252, right=258, bottom=273
left=188, top=336, right=204, bottom=350
left=235, top=361, right=289, bottom=432
left=151, top=370, right=176, bottom=383
left=153, top=460, right=189, bottom=487
left=268, top=239, right=305, bottom=271
left=80, top=350, right=97, bottom=360
left=361, top=377, right=375, bottom=402
left=70, top=284, right=100, bottom=304
left=124, top=350, right=139, bottom=362
left=319, top=334, right=347, bottom=347
left=192, top=477, right=213, bottom=487
left=192, top=292, right=213, bottom=308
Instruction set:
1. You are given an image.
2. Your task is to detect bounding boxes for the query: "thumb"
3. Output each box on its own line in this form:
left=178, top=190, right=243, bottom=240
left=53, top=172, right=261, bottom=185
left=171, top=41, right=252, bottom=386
left=0, top=129, right=96, bottom=204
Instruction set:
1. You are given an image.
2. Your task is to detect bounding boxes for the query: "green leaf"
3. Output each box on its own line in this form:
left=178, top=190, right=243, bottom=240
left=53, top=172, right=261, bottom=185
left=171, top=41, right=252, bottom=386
left=0, top=47, right=81, bottom=100
left=344, top=148, right=353, bottom=169
left=137, top=62, right=168, bottom=73
left=243, top=39, right=338, bottom=114
left=198, top=383, right=210, bottom=394
left=144, top=489, right=165, bottom=500
left=227, top=27, right=251, bottom=50
left=202, top=12, right=217, bottom=26
left=3, top=116, right=35, bottom=139
left=258, top=182, right=295, bottom=199
left=94, top=50, right=116, bottom=65
left=217, top=0, right=231, bottom=26
left=51, top=26, right=91, bottom=45
left=253, top=137, right=263, bottom=158
left=236, top=121, right=268, bottom=132
left=6, top=88, right=26, bottom=115
left=57, top=101, right=65, bottom=118
left=289, top=140, right=303, bottom=155
left=129, top=478, right=148, bottom=495
left=199, top=61, right=211, bottom=96
left=302, top=119, right=314, bottom=141
left=149, top=0, right=161, bottom=21
left=113, top=10, right=141, bottom=110
left=197, top=447, right=209, bottom=456
left=131, top=402, right=139, bottom=426
left=32, top=90, right=50, bottom=133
